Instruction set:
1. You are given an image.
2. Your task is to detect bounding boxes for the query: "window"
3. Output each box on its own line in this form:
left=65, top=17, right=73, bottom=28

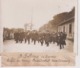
left=69, top=24, right=72, bottom=34
left=63, top=26, right=65, bottom=32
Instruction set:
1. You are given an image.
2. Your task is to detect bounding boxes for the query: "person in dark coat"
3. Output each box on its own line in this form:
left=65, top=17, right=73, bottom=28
left=44, top=33, right=50, bottom=47
left=56, top=32, right=60, bottom=46
left=24, top=32, right=28, bottom=43
left=59, top=32, right=67, bottom=49
left=32, top=32, right=38, bottom=45
left=27, top=32, right=31, bottom=44
left=40, top=34, right=44, bottom=46
left=19, top=32, right=24, bottom=43
left=14, top=32, right=20, bottom=43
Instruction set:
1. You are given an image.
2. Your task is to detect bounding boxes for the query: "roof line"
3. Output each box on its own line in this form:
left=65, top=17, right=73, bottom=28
left=58, top=16, right=74, bottom=26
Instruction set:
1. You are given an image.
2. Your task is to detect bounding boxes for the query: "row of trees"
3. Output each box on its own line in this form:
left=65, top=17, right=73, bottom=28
left=39, top=7, right=75, bottom=33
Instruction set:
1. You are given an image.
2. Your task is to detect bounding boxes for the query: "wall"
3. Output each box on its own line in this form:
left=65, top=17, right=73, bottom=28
left=58, top=20, right=74, bottom=40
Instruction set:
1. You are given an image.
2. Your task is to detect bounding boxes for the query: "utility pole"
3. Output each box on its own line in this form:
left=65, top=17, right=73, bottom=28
left=30, top=6, right=34, bottom=31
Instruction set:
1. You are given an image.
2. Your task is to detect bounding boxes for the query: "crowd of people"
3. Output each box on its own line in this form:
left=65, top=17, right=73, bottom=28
left=13, top=31, right=67, bottom=49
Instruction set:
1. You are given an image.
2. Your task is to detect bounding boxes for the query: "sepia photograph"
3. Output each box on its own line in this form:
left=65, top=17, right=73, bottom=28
left=1, top=0, right=77, bottom=66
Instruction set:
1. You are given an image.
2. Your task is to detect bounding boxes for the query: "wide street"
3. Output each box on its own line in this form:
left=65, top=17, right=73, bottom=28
left=3, top=39, right=73, bottom=53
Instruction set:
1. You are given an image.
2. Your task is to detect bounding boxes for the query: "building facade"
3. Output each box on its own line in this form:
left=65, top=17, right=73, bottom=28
left=58, top=17, right=74, bottom=41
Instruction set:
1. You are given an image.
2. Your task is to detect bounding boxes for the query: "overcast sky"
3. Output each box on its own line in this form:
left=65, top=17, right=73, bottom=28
left=1, top=0, right=76, bottom=30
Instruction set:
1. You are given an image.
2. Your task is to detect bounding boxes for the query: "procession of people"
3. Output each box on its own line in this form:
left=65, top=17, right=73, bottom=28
left=13, top=30, right=67, bottom=49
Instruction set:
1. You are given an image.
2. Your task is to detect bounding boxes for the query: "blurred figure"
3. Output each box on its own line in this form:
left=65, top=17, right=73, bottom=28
left=14, top=32, right=20, bottom=43
left=58, top=32, right=67, bottom=49
left=19, top=32, right=25, bottom=43
left=24, top=32, right=28, bottom=43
